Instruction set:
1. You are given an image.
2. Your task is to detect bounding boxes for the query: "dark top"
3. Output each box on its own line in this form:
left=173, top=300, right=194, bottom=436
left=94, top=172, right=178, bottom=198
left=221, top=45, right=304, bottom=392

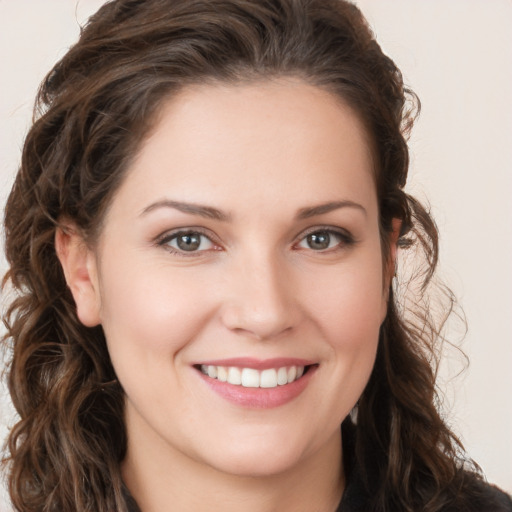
left=124, top=423, right=512, bottom=511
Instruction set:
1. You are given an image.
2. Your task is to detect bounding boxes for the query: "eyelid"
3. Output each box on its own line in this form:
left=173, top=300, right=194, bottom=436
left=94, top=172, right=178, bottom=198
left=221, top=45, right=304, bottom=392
left=153, top=224, right=355, bottom=256
left=155, top=227, right=222, bottom=256
left=293, top=225, right=356, bottom=250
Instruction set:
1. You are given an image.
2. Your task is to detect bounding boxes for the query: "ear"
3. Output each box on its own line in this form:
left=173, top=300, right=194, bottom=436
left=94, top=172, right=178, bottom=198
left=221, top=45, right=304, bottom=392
left=381, top=218, right=402, bottom=322
left=55, top=221, right=101, bottom=327
left=387, top=218, right=402, bottom=286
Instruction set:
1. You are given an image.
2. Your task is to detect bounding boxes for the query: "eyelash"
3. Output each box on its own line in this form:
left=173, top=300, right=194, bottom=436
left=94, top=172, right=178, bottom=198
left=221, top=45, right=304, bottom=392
left=156, top=228, right=220, bottom=257
left=295, top=226, right=356, bottom=253
left=155, top=226, right=355, bottom=257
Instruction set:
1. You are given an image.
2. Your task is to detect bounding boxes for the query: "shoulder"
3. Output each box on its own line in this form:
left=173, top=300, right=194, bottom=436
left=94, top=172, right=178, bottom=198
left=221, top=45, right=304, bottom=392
left=427, top=474, right=512, bottom=512
left=491, top=485, right=512, bottom=510
left=337, top=477, right=512, bottom=512
left=465, top=480, right=512, bottom=512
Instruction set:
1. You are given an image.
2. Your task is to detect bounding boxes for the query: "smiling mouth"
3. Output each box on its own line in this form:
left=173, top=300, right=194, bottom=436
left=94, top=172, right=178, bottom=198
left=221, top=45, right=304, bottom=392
left=196, top=364, right=314, bottom=388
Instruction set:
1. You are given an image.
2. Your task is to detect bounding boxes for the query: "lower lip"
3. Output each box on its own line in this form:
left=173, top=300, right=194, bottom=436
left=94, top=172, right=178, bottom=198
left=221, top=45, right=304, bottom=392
left=197, top=366, right=317, bottom=409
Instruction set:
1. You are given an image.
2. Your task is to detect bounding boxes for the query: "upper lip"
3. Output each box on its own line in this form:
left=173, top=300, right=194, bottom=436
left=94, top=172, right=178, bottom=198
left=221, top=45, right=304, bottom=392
left=193, top=357, right=315, bottom=370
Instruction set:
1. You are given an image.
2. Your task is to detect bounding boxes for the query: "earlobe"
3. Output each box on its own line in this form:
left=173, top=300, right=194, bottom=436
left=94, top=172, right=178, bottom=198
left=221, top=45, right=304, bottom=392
left=55, top=222, right=101, bottom=327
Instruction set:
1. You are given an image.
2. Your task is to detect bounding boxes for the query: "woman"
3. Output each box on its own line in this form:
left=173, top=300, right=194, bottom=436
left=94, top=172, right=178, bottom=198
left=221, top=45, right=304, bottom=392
left=1, top=0, right=511, bottom=511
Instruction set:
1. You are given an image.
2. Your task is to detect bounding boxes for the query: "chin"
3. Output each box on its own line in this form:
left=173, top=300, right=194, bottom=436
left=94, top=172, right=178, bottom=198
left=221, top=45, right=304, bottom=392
left=192, top=423, right=326, bottom=479
left=203, top=446, right=305, bottom=479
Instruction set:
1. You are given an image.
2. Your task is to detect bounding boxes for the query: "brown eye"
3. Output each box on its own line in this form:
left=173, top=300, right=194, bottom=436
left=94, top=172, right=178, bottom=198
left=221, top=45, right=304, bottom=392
left=163, top=231, right=214, bottom=253
left=176, top=233, right=201, bottom=251
left=306, top=232, right=332, bottom=250
left=297, top=229, right=352, bottom=252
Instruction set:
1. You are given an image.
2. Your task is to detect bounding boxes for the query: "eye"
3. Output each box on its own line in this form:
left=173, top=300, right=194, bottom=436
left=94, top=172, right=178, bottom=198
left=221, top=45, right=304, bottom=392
left=296, top=228, right=353, bottom=252
left=159, top=230, right=216, bottom=254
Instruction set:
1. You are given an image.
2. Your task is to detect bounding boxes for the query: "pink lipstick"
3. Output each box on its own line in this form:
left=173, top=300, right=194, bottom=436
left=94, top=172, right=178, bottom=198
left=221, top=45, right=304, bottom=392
left=194, top=358, right=317, bottom=408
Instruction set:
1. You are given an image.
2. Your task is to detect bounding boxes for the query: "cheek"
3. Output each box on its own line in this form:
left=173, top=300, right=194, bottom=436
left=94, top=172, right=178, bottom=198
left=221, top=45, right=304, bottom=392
left=97, top=258, right=215, bottom=366
left=302, top=250, right=385, bottom=393
left=321, top=278, right=382, bottom=373
left=306, top=252, right=386, bottom=338
left=323, top=286, right=382, bottom=418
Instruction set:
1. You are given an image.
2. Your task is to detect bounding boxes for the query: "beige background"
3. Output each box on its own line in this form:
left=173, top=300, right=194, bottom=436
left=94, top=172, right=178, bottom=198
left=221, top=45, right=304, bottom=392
left=1, top=0, right=511, bottom=508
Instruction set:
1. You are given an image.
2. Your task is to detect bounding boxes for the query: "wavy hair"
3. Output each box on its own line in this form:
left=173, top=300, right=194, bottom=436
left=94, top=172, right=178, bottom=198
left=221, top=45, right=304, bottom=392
left=2, top=0, right=484, bottom=510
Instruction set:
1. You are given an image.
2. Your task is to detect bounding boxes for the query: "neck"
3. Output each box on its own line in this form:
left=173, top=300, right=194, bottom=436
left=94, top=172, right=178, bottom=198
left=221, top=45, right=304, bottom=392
left=122, top=417, right=345, bottom=512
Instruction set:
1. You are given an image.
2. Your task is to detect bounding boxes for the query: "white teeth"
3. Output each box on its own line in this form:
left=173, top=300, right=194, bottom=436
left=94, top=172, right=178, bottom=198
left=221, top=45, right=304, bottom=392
left=241, top=368, right=260, bottom=388
left=260, top=369, right=277, bottom=388
left=287, top=366, right=297, bottom=383
left=227, top=367, right=242, bottom=385
left=199, top=364, right=306, bottom=388
left=277, top=367, right=288, bottom=385
left=217, top=366, right=228, bottom=382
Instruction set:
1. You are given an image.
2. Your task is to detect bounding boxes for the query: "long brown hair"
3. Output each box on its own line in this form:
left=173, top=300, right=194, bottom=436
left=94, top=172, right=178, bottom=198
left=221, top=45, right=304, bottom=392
left=2, top=1, right=485, bottom=510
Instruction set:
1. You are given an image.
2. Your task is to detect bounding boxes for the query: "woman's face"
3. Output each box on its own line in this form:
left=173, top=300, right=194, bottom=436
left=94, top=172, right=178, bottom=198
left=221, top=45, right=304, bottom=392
left=80, top=80, right=388, bottom=477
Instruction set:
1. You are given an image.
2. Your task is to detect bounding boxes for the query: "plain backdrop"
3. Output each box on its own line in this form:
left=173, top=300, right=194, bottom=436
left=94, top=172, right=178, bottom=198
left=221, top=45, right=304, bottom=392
left=1, top=0, right=511, bottom=509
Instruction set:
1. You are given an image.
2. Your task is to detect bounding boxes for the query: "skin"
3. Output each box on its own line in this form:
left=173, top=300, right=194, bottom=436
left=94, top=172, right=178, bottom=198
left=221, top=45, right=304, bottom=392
left=57, top=79, right=395, bottom=512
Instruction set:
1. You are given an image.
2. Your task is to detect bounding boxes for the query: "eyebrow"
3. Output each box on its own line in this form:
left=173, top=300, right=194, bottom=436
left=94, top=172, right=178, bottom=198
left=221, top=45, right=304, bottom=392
left=140, top=198, right=366, bottom=221
left=296, top=200, right=367, bottom=219
left=140, top=200, right=231, bottom=221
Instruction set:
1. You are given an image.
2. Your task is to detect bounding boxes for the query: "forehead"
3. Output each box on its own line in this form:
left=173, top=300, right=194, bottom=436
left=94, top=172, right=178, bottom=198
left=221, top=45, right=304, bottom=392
left=104, top=79, right=377, bottom=225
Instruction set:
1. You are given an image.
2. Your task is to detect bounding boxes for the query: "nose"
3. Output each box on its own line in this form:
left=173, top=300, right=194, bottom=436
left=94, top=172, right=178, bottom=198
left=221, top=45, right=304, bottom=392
left=220, top=253, right=300, bottom=341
